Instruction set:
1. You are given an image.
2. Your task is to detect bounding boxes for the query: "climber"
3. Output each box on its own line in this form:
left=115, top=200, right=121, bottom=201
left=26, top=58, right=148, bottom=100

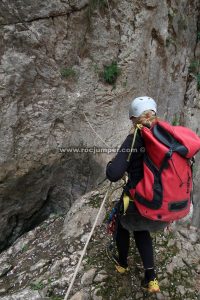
left=106, top=96, right=169, bottom=293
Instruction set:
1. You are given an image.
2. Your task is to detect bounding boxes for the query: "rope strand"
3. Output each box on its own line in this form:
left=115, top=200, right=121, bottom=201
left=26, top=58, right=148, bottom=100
left=83, top=112, right=111, bottom=148
left=64, top=183, right=112, bottom=300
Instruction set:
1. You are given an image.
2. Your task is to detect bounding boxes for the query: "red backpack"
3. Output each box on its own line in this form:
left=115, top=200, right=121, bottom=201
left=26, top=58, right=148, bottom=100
left=129, top=120, right=200, bottom=222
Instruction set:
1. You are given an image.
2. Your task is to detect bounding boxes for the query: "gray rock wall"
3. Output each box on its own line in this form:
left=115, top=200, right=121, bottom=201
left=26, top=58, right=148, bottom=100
left=0, top=186, right=199, bottom=299
left=0, top=0, right=199, bottom=249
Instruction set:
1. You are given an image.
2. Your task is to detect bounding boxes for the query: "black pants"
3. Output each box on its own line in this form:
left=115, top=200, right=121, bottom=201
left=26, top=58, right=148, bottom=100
left=116, top=221, right=154, bottom=269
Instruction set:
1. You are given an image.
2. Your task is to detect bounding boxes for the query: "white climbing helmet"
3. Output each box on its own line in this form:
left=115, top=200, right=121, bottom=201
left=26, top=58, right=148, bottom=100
left=129, top=96, right=157, bottom=119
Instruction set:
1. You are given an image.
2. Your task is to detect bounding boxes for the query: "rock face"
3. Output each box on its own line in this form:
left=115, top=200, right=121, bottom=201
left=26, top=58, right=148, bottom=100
left=0, top=184, right=199, bottom=299
left=0, top=0, right=200, bottom=249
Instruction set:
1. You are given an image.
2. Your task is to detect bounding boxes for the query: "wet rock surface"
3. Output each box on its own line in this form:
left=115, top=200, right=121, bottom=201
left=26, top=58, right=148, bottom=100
left=0, top=183, right=199, bottom=300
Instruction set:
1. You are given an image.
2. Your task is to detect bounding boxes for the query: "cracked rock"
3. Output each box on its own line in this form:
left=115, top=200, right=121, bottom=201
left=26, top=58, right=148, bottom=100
left=0, top=288, right=47, bottom=300
left=70, top=290, right=90, bottom=300
left=30, top=259, right=51, bottom=272
left=144, top=0, right=158, bottom=8
left=81, top=268, right=96, bottom=285
left=94, top=272, right=108, bottom=283
left=0, top=263, right=13, bottom=278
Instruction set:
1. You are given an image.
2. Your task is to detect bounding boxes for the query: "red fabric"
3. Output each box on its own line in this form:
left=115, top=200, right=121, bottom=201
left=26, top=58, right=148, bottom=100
left=156, top=120, right=200, bottom=158
left=141, top=126, right=168, bottom=168
left=129, top=121, right=200, bottom=222
left=134, top=155, right=192, bottom=221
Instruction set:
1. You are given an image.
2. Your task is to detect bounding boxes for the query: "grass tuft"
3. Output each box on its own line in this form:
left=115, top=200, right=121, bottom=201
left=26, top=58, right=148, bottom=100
left=30, top=281, right=45, bottom=290
left=60, top=67, right=76, bottom=79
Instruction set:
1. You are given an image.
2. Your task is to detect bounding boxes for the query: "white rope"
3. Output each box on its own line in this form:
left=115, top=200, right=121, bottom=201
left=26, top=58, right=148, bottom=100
left=83, top=112, right=111, bottom=148
left=64, top=183, right=112, bottom=300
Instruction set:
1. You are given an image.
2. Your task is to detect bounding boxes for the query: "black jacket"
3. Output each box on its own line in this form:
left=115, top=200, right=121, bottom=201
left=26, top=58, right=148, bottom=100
left=106, top=131, right=170, bottom=231
left=106, top=131, right=144, bottom=193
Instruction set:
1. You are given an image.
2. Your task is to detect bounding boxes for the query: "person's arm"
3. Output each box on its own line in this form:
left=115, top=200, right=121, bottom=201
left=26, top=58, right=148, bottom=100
left=106, top=135, right=133, bottom=182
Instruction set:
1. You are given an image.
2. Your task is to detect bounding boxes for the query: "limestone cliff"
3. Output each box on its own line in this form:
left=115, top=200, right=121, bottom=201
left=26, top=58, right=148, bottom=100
left=0, top=0, right=200, bottom=250
left=0, top=183, right=199, bottom=299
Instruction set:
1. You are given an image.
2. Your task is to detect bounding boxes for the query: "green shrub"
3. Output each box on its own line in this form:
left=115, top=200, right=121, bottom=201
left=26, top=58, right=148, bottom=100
left=197, top=73, right=200, bottom=91
left=165, top=37, right=176, bottom=48
left=189, top=60, right=200, bottom=91
left=21, top=244, right=28, bottom=252
left=30, top=281, right=45, bottom=290
left=178, top=17, right=187, bottom=31
left=172, top=114, right=179, bottom=126
left=102, top=61, right=120, bottom=84
left=189, top=60, right=199, bottom=74
left=60, top=67, right=76, bottom=78
left=88, top=0, right=109, bottom=18
left=89, top=0, right=108, bottom=10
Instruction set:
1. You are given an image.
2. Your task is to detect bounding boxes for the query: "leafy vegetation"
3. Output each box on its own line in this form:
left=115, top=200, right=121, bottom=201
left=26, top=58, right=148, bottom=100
left=88, top=0, right=110, bottom=19
left=197, top=73, right=200, bottom=91
left=189, top=60, right=199, bottom=74
left=165, top=37, right=176, bottom=48
left=102, top=61, right=121, bottom=85
left=50, top=296, right=63, bottom=300
left=89, top=0, right=109, bottom=12
left=30, top=281, right=45, bottom=290
left=197, top=32, right=200, bottom=42
left=172, top=114, right=179, bottom=126
left=60, top=67, right=76, bottom=78
left=177, top=16, right=187, bottom=31
left=189, top=60, right=200, bottom=91
left=21, top=244, right=28, bottom=252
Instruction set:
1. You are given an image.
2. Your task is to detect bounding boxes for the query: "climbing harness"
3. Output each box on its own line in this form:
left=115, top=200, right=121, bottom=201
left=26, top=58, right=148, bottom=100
left=107, top=203, right=119, bottom=235
left=64, top=182, right=112, bottom=300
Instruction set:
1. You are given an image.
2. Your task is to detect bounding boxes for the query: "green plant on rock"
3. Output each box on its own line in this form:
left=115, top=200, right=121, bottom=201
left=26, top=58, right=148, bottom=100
left=60, top=67, right=76, bottom=78
left=172, top=113, right=180, bottom=126
left=197, top=73, right=200, bottom=91
left=189, top=60, right=200, bottom=91
left=88, top=193, right=102, bottom=209
left=165, top=37, right=176, bottom=48
left=50, top=296, right=63, bottom=300
left=168, top=7, right=177, bottom=18
left=102, top=61, right=121, bottom=85
left=89, top=0, right=109, bottom=11
left=88, top=0, right=110, bottom=18
left=42, top=222, right=49, bottom=229
left=189, top=60, right=200, bottom=74
left=178, top=16, right=187, bottom=31
left=197, top=32, right=200, bottom=42
left=30, top=281, right=45, bottom=290
left=91, top=0, right=108, bottom=8
left=21, top=244, right=28, bottom=252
